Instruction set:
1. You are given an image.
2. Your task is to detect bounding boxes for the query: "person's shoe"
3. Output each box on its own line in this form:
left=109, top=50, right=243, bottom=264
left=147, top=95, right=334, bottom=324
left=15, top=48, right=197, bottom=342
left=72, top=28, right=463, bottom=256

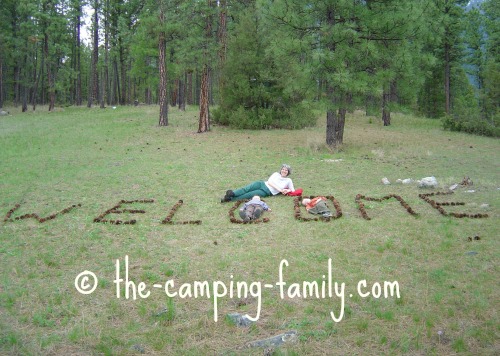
left=221, top=190, right=234, bottom=203
left=322, top=212, right=333, bottom=218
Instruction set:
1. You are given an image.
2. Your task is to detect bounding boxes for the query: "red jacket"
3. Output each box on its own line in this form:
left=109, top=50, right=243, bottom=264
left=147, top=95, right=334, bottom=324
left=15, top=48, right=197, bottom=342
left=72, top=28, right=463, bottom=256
left=305, top=196, right=327, bottom=210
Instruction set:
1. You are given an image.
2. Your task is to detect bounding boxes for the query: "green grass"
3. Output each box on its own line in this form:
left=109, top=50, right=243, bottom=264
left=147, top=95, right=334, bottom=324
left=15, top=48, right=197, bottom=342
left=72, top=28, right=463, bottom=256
left=0, top=105, right=498, bottom=355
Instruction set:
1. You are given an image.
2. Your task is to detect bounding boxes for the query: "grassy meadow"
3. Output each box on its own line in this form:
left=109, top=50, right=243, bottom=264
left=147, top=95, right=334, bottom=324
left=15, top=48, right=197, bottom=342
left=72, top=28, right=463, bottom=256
left=0, top=105, right=498, bottom=355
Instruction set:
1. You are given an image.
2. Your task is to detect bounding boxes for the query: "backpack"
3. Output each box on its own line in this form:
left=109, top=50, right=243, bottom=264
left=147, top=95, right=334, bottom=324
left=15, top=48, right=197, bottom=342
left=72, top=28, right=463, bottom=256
left=239, top=204, right=264, bottom=221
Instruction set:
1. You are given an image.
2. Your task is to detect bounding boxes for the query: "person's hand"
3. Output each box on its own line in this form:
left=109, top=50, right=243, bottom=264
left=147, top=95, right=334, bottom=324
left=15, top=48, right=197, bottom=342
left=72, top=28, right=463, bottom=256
left=268, top=208, right=272, bottom=212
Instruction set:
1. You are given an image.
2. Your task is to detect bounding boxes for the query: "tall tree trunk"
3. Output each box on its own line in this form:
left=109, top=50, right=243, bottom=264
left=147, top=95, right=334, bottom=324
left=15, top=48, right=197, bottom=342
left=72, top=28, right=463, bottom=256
left=89, top=0, right=99, bottom=107
left=75, top=2, right=82, bottom=106
left=178, top=76, right=185, bottom=111
left=158, top=8, right=168, bottom=126
left=171, top=78, right=178, bottom=106
left=14, top=65, right=20, bottom=107
left=198, top=0, right=213, bottom=133
left=21, top=53, right=28, bottom=112
left=187, top=70, right=193, bottom=105
left=101, top=0, right=109, bottom=108
left=44, top=32, right=55, bottom=111
left=444, top=39, right=451, bottom=115
left=112, top=59, right=119, bottom=104
left=324, top=7, right=346, bottom=148
left=32, top=45, right=41, bottom=111
left=326, top=108, right=346, bottom=148
left=198, top=64, right=210, bottom=133
left=382, top=88, right=391, bottom=126
left=217, top=0, right=227, bottom=107
left=119, top=39, right=126, bottom=105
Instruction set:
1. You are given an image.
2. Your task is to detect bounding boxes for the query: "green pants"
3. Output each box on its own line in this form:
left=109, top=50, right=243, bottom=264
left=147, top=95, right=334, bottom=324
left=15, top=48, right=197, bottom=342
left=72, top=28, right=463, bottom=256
left=231, top=181, right=272, bottom=201
left=307, top=200, right=331, bottom=215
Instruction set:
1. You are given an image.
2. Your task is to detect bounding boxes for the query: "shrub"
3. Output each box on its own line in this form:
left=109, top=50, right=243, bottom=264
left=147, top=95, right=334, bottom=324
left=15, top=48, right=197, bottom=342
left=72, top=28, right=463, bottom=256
left=442, top=115, right=500, bottom=137
left=212, top=102, right=316, bottom=130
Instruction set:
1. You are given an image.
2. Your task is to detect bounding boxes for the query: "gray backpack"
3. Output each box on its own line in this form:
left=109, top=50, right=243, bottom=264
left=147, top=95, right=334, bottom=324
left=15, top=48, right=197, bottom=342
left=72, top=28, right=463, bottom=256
left=239, top=204, right=264, bottom=221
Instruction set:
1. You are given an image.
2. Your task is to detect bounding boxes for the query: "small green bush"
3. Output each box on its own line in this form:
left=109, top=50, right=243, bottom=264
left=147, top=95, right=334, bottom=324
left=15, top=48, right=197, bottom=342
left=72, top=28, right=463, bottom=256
left=212, top=103, right=316, bottom=130
left=442, top=115, right=499, bottom=137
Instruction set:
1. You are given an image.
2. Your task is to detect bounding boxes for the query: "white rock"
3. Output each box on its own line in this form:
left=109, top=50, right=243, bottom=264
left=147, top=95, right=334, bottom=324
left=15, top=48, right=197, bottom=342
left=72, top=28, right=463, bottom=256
left=418, top=176, right=438, bottom=188
left=402, top=178, right=414, bottom=184
left=449, top=183, right=459, bottom=191
left=381, top=177, right=391, bottom=185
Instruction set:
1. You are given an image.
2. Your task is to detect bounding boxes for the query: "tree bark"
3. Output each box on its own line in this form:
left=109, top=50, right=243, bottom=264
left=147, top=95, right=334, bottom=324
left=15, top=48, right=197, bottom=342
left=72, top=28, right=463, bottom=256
left=187, top=71, right=193, bottom=105
left=324, top=6, right=346, bottom=148
left=444, top=40, right=450, bottom=115
left=217, top=0, right=227, bottom=107
left=92, top=0, right=99, bottom=106
left=101, top=0, right=109, bottom=108
left=326, top=108, right=346, bottom=148
left=198, top=64, right=210, bottom=133
left=382, top=89, right=391, bottom=126
left=171, top=78, right=178, bottom=106
left=44, top=32, right=55, bottom=111
left=158, top=8, right=168, bottom=126
left=119, top=39, right=126, bottom=105
left=178, top=75, right=185, bottom=111
left=75, top=2, right=82, bottom=106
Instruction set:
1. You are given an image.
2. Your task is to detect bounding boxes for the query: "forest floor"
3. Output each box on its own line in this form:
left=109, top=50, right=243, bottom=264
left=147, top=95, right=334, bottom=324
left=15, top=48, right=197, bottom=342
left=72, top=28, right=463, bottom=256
left=0, top=105, right=498, bottom=355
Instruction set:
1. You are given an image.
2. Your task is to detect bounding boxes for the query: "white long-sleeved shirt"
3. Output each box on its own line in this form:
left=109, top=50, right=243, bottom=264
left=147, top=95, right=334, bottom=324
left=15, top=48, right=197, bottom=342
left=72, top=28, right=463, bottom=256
left=265, top=172, right=295, bottom=195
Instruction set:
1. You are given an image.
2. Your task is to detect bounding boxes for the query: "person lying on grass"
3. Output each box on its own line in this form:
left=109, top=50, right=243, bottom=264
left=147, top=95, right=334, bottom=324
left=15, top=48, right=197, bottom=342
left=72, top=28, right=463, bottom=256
left=302, top=197, right=333, bottom=218
left=221, top=164, right=296, bottom=202
left=238, top=196, right=271, bottom=221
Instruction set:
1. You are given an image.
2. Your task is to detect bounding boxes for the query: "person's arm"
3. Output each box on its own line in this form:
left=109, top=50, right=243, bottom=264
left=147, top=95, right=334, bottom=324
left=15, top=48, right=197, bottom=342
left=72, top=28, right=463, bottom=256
left=266, top=181, right=283, bottom=193
left=279, top=178, right=295, bottom=195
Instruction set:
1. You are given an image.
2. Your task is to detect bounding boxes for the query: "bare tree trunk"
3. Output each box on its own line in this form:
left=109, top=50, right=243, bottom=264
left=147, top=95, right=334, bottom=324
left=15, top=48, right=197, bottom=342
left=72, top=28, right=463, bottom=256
left=178, top=76, right=185, bottom=111
left=158, top=7, right=168, bottom=126
left=119, top=41, right=126, bottom=105
left=21, top=54, right=28, bottom=112
left=44, top=32, right=55, bottom=111
left=382, top=88, right=391, bottom=126
left=198, top=0, right=213, bottom=133
left=32, top=45, right=40, bottom=111
left=198, top=64, right=210, bottom=133
left=187, top=70, right=193, bottom=105
left=75, top=3, right=82, bottom=106
left=444, top=40, right=450, bottom=115
left=324, top=6, right=346, bottom=148
left=217, top=0, right=227, bottom=107
left=112, top=60, right=119, bottom=105
left=326, top=108, right=346, bottom=148
left=101, top=0, right=109, bottom=109
left=91, top=0, right=99, bottom=106
left=14, top=65, right=20, bottom=107
left=171, top=78, right=178, bottom=106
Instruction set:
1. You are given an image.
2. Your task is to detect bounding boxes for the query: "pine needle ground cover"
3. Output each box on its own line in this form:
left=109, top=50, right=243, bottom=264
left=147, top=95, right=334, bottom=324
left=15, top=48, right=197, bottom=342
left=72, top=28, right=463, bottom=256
left=0, top=106, right=498, bottom=355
